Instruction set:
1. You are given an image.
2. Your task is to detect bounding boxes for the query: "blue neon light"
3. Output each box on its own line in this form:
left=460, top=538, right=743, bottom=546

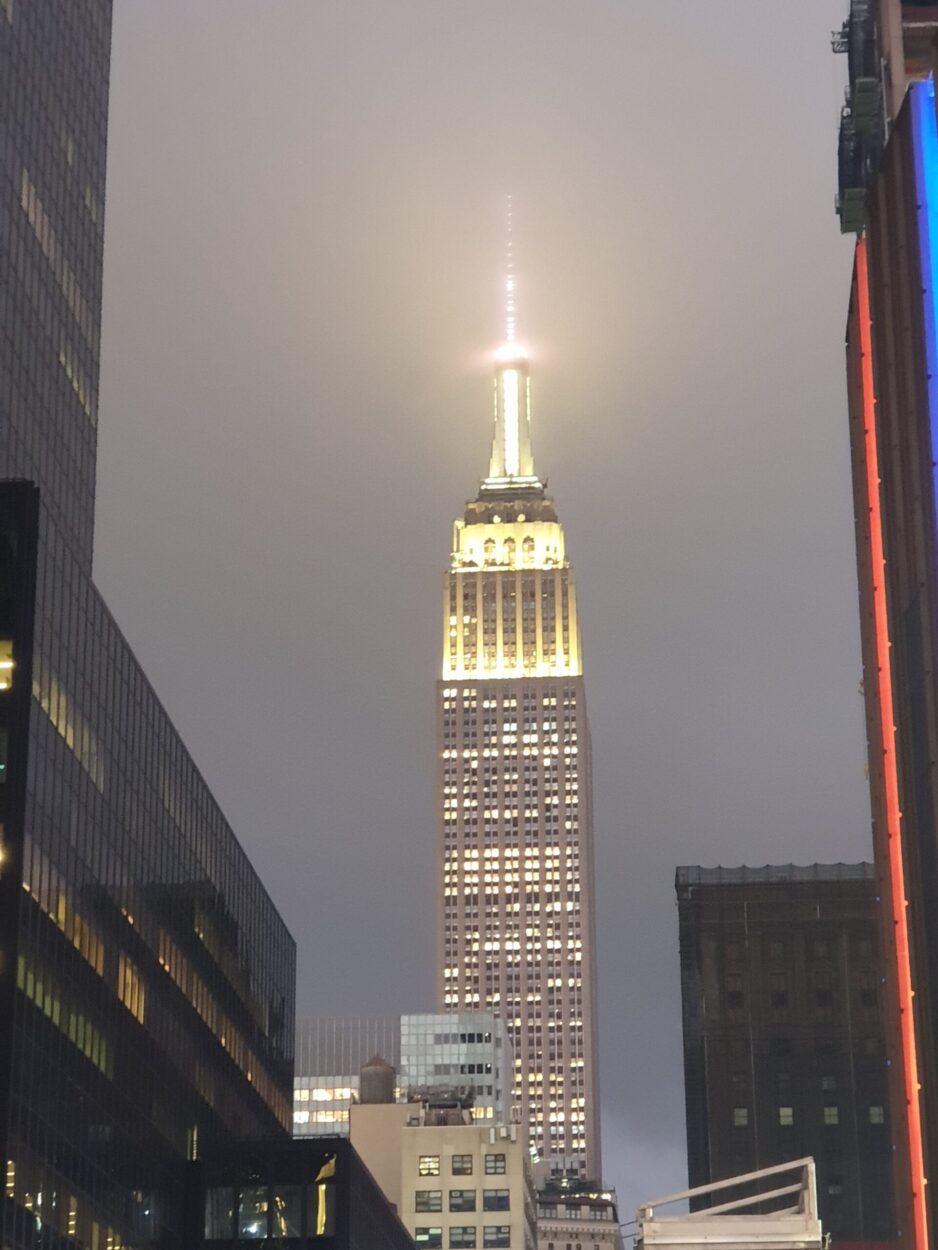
left=912, top=77, right=938, bottom=525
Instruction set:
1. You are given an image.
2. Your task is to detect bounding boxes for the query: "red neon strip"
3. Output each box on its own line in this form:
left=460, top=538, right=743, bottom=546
left=856, top=237, right=929, bottom=1249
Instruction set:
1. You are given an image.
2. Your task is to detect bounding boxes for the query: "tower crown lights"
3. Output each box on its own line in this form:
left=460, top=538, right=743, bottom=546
left=484, top=204, right=543, bottom=493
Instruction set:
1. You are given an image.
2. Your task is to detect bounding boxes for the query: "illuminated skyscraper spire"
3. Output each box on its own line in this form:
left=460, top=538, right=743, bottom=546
left=437, top=223, right=600, bottom=1177
left=504, top=195, right=517, bottom=347
left=485, top=199, right=541, bottom=491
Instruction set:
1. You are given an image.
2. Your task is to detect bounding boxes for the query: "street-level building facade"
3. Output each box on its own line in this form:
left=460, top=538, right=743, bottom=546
left=192, top=1138, right=412, bottom=1250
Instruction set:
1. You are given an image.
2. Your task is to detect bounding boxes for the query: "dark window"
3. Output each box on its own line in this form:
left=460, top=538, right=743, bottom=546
left=815, top=971, right=834, bottom=1019
left=484, top=1154, right=506, bottom=1175
left=416, top=1191, right=443, bottom=1213
left=450, top=1190, right=476, bottom=1212
left=725, top=973, right=744, bottom=1010
left=205, top=1188, right=234, bottom=1240
left=450, top=1229, right=477, bottom=1249
left=453, top=1155, right=473, bottom=1175
left=483, top=1189, right=510, bottom=1211
left=858, top=971, right=879, bottom=1010
left=483, top=1227, right=511, bottom=1249
left=770, top=972, right=789, bottom=1009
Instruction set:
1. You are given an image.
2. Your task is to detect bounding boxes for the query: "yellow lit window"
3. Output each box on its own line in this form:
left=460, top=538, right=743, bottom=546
left=0, top=640, right=12, bottom=691
left=118, top=956, right=145, bottom=1024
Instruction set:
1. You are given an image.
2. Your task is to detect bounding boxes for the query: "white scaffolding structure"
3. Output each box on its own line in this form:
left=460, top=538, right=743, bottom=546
left=635, top=1158, right=824, bottom=1250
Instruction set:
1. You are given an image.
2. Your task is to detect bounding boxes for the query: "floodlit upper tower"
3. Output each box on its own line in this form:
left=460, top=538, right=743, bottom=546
left=435, top=245, right=600, bottom=1177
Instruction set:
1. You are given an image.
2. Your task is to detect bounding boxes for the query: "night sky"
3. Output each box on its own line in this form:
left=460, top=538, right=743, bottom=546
left=95, top=0, right=868, bottom=1216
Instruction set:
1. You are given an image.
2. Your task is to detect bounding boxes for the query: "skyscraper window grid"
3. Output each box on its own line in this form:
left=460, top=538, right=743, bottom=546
left=436, top=321, right=599, bottom=1177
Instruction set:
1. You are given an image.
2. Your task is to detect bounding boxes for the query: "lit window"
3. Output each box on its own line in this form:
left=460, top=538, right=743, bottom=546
left=732, top=1107, right=748, bottom=1127
left=238, top=1187, right=268, bottom=1239
left=779, top=1106, right=794, bottom=1126
left=823, top=1106, right=839, bottom=1126
left=869, top=1104, right=885, bottom=1124
left=415, top=1229, right=443, bottom=1249
left=0, top=640, right=13, bottom=692
left=419, top=1156, right=441, bottom=1177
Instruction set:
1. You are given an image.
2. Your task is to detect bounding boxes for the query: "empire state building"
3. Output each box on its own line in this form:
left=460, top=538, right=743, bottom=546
left=435, top=290, right=600, bottom=1177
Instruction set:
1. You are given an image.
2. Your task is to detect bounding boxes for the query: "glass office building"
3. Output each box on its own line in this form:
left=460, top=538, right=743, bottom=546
left=400, top=1012, right=511, bottom=1125
left=293, top=1019, right=400, bottom=1137
left=0, top=7, right=296, bottom=1250
left=293, top=1014, right=511, bottom=1136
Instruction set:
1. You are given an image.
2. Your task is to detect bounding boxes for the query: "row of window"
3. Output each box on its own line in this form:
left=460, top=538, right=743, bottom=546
left=416, top=1190, right=510, bottom=1212
left=721, top=937, right=876, bottom=963
left=418, top=1154, right=505, bottom=1177
left=415, top=1226, right=511, bottom=1249
left=732, top=1104, right=885, bottom=1127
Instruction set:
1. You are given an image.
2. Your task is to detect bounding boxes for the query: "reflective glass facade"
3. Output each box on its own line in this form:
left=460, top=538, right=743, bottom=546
left=292, top=1014, right=509, bottom=1136
left=293, top=1018, right=399, bottom=1137
left=400, top=1013, right=510, bottom=1125
left=0, top=7, right=296, bottom=1250
left=192, top=1139, right=412, bottom=1250
left=0, top=0, right=109, bottom=574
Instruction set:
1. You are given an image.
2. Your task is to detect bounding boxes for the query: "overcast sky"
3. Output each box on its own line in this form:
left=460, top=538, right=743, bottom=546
left=95, top=0, right=865, bottom=1216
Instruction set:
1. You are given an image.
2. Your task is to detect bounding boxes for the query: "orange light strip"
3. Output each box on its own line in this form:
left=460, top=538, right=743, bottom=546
left=856, top=237, right=929, bottom=1249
